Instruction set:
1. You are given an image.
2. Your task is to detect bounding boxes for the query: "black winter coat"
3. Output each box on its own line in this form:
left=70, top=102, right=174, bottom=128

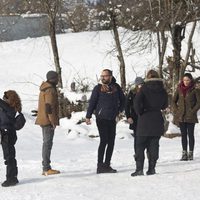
left=86, top=80, right=125, bottom=120
left=0, top=99, right=16, bottom=131
left=125, top=89, right=138, bottom=130
left=134, top=79, right=168, bottom=136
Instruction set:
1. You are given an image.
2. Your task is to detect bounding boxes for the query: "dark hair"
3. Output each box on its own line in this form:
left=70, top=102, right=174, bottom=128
left=183, top=73, right=193, bottom=81
left=102, top=69, right=113, bottom=76
left=146, top=70, right=159, bottom=79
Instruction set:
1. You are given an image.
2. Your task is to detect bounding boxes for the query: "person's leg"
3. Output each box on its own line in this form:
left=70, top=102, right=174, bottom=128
left=146, top=136, right=160, bottom=175
left=187, top=123, right=195, bottom=160
left=1, top=130, right=18, bottom=187
left=42, top=125, right=54, bottom=171
left=105, top=119, right=116, bottom=165
left=179, top=122, right=188, bottom=160
left=131, top=136, right=147, bottom=176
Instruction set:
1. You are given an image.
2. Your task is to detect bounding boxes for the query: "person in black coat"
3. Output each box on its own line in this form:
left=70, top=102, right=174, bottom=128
left=131, top=70, right=168, bottom=176
left=86, top=69, right=125, bottom=174
left=125, top=77, right=144, bottom=153
left=0, top=90, right=22, bottom=187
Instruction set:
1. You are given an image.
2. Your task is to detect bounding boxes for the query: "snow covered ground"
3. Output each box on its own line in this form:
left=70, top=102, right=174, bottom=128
left=0, top=27, right=200, bottom=199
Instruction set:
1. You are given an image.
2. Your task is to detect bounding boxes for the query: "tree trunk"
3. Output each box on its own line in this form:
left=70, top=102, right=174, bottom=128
left=48, top=17, right=69, bottom=118
left=111, top=14, right=126, bottom=92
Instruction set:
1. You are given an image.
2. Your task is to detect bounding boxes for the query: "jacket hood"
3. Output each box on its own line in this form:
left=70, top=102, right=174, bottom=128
left=40, top=81, right=54, bottom=92
left=144, top=78, right=165, bottom=93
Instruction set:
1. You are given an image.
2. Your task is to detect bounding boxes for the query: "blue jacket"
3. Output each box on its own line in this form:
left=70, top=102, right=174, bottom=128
left=86, top=80, right=125, bottom=120
left=0, top=99, right=16, bottom=130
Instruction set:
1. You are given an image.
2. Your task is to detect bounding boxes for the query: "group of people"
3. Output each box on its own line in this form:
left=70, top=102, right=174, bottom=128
left=0, top=69, right=199, bottom=187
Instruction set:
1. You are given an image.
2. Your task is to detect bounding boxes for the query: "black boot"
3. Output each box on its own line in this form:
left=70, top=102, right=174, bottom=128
left=180, top=151, right=188, bottom=161
left=104, top=164, right=117, bottom=173
left=188, top=151, right=193, bottom=160
left=2, top=177, right=19, bottom=187
left=131, top=161, right=144, bottom=177
left=97, top=163, right=106, bottom=174
left=131, top=170, right=144, bottom=177
left=146, top=161, right=156, bottom=175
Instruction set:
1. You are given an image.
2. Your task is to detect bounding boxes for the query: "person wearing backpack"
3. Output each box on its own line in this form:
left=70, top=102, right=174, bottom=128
left=0, top=90, right=22, bottom=187
left=35, top=71, right=60, bottom=176
left=86, top=69, right=125, bottom=174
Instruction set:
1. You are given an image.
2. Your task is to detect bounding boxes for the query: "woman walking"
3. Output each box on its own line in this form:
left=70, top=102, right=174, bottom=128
left=173, top=73, right=200, bottom=161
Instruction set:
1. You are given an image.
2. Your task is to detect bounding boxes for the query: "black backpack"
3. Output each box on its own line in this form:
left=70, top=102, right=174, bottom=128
left=14, top=112, right=26, bottom=130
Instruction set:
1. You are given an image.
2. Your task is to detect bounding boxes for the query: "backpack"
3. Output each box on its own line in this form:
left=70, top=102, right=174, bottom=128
left=14, top=112, right=26, bottom=130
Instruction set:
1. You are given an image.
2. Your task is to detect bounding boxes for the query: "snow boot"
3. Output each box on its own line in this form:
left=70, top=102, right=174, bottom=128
left=146, top=161, right=156, bottom=175
left=2, top=177, right=19, bottom=187
left=180, top=150, right=188, bottom=161
left=131, top=160, right=144, bottom=177
left=42, top=169, right=60, bottom=176
left=131, top=170, right=144, bottom=177
left=188, top=151, right=193, bottom=160
left=97, top=163, right=117, bottom=174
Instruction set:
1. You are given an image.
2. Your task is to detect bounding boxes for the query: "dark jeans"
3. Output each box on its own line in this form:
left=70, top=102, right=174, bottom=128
left=96, top=118, right=116, bottom=165
left=1, top=129, right=18, bottom=180
left=42, top=125, right=55, bottom=171
left=135, top=136, right=160, bottom=171
left=179, top=122, right=195, bottom=151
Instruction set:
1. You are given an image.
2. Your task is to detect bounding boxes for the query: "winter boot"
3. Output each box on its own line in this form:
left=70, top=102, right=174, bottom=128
left=188, top=151, right=193, bottom=160
left=131, top=170, right=144, bottom=177
left=146, top=161, right=156, bottom=175
left=131, top=160, right=144, bottom=177
left=180, top=150, right=188, bottom=161
left=97, top=163, right=106, bottom=174
left=2, top=177, right=19, bottom=187
left=42, top=169, right=60, bottom=176
left=104, top=164, right=117, bottom=173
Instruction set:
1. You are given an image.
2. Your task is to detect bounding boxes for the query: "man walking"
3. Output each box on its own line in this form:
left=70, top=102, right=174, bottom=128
left=86, top=69, right=125, bottom=174
left=35, top=71, right=60, bottom=176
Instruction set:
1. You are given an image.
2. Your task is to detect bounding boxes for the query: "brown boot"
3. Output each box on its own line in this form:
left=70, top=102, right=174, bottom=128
left=42, top=169, right=60, bottom=176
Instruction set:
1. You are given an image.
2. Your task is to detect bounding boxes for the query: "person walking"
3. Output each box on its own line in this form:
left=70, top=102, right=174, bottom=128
left=173, top=73, right=200, bottom=161
left=35, top=71, right=60, bottom=176
left=131, top=70, right=168, bottom=176
left=86, top=69, right=125, bottom=174
left=0, top=90, right=22, bottom=187
left=125, top=77, right=144, bottom=153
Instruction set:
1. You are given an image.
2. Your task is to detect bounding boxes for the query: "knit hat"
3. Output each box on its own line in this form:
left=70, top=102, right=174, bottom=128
left=46, top=71, right=58, bottom=81
left=134, top=77, right=144, bottom=86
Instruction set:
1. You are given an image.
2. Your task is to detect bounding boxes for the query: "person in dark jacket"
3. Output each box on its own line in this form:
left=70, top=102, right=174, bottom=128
left=125, top=77, right=144, bottom=153
left=86, top=69, right=125, bottom=174
left=0, top=90, right=22, bottom=187
left=173, top=73, right=200, bottom=161
left=131, top=70, right=168, bottom=176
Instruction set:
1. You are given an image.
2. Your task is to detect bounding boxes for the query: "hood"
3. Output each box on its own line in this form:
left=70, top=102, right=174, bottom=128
left=144, top=78, right=165, bottom=93
left=40, top=81, right=54, bottom=92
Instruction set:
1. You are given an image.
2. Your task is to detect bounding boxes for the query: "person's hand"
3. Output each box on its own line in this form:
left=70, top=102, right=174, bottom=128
left=127, top=117, right=133, bottom=124
left=85, top=118, right=91, bottom=125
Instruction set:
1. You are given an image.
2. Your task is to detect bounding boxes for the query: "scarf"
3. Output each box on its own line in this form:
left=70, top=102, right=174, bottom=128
left=179, top=81, right=194, bottom=97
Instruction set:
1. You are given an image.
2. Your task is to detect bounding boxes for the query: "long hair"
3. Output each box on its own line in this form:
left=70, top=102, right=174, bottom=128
left=146, top=70, right=159, bottom=79
left=4, top=90, right=22, bottom=112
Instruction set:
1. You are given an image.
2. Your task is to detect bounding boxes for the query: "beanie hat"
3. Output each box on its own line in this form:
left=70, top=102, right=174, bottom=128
left=134, top=77, right=144, bottom=86
left=46, top=71, right=58, bottom=81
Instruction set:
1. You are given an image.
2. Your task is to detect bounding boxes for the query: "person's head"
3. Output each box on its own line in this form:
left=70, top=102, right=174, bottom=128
left=146, top=70, right=159, bottom=79
left=182, top=73, right=193, bottom=87
left=134, top=77, right=144, bottom=88
left=46, top=71, right=59, bottom=85
left=100, top=69, right=113, bottom=84
left=3, top=90, right=22, bottom=112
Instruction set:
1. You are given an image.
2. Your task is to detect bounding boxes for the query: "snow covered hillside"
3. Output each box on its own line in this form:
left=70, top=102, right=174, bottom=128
left=0, top=27, right=200, bottom=200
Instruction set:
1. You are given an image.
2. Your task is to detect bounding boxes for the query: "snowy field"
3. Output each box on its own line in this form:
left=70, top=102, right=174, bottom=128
left=0, top=26, right=200, bottom=199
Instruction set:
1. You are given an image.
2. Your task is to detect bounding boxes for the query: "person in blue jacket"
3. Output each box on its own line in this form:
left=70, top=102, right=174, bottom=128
left=86, top=69, right=125, bottom=174
left=0, top=90, right=22, bottom=187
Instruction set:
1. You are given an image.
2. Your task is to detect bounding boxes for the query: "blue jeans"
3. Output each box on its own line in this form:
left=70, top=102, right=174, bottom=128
left=42, top=125, right=55, bottom=171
